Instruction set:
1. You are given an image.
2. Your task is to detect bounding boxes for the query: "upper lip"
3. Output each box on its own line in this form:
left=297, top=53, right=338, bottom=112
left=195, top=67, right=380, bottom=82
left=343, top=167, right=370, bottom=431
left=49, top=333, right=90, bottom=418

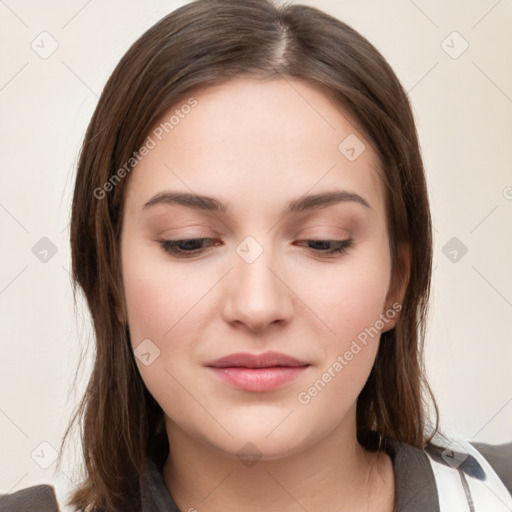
left=205, top=351, right=310, bottom=369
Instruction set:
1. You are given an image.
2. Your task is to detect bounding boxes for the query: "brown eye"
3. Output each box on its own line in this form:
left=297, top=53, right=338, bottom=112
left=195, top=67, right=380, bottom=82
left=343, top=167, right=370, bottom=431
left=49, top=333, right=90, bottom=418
left=157, top=238, right=220, bottom=258
left=157, top=238, right=354, bottom=259
left=296, top=239, right=354, bottom=256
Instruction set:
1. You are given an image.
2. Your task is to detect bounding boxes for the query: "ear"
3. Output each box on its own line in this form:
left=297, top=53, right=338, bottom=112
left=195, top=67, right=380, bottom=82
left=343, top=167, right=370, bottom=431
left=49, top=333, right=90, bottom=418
left=382, top=242, right=411, bottom=332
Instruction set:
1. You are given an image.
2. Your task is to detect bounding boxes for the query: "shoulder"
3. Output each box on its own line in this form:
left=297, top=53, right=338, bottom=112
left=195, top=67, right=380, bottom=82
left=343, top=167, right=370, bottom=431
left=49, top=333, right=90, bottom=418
left=470, top=440, right=512, bottom=496
left=426, top=438, right=512, bottom=496
left=0, top=484, right=60, bottom=512
left=423, top=436, right=512, bottom=510
left=384, top=435, right=512, bottom=511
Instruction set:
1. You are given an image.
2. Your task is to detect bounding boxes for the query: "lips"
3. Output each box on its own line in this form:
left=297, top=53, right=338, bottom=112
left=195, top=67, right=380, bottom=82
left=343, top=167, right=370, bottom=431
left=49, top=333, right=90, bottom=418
left=204, top=351, right=309, bottom=369
left=205, top=351, right=311, bottom=392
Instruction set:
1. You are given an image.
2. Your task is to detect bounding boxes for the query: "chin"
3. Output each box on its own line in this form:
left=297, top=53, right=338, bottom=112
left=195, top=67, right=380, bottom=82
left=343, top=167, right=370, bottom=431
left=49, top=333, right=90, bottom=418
left=213, top=436, right=306, bottom=464
left=202, top=420, right=316, bottom=463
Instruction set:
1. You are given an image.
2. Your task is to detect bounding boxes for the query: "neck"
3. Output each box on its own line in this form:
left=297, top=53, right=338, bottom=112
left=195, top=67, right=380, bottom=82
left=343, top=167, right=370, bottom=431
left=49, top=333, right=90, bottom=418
left=162, top=408, right=395, bottom=512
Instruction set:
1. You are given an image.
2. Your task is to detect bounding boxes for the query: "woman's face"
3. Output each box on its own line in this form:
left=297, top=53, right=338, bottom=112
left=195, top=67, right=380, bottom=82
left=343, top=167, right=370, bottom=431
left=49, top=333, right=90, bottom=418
left=120, top=77, right=406, bottom=459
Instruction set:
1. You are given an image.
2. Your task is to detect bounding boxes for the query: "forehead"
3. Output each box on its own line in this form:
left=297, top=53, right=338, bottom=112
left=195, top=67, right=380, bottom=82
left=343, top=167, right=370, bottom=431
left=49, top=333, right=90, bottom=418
left=122, top=77, right=385, bottom=219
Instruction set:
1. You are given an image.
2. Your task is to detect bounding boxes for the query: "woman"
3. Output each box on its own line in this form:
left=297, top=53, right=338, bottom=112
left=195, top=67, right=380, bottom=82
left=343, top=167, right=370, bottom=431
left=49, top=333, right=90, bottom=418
left=1, top=0, right=511, bottom=511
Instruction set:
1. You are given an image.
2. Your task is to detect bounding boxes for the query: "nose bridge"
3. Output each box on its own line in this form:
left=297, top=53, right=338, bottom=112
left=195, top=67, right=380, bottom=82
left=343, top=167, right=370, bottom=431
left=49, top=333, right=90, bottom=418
left=236, top=235, right=277, bottom=293
left=223, top=234, right=292, bottom=329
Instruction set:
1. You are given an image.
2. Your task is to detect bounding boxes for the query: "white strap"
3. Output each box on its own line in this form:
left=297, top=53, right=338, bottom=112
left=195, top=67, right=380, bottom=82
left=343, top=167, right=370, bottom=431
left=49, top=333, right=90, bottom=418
left=426, top=439, right=512, bottom=511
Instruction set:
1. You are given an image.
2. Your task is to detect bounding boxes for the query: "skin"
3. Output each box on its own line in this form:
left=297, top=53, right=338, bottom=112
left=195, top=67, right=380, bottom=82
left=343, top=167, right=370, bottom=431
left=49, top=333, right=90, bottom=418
left=120, top=77, right=410, bottom=512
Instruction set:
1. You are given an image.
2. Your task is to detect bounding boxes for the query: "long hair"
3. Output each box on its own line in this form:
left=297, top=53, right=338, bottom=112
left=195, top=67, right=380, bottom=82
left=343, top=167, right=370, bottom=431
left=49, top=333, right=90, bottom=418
left=60, top=0, right=439, bottom=509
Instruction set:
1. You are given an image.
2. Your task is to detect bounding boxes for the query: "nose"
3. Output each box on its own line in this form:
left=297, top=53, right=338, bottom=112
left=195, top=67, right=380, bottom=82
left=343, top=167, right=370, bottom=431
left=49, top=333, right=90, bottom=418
left=221, top=238, right=294, bottom=332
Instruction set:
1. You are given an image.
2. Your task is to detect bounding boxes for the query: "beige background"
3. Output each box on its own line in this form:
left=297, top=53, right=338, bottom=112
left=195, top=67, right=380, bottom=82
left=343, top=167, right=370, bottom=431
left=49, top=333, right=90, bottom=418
left=1, top=0, right=511, bottom=506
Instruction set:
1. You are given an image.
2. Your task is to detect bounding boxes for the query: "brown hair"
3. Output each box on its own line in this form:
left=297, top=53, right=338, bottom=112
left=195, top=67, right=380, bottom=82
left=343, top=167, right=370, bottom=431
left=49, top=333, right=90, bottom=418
left=60, top=0, right=439, bottom=509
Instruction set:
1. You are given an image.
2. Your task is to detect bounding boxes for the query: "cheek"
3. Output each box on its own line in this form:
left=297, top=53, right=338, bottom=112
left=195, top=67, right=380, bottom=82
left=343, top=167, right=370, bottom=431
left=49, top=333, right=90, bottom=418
left=123, top=270, right=178, bottom=340
left=121, top=250, right=204, bottom=418
left=296, top=242, right=391, bottom=390
left=122, top=238, right=204, bottom=343
left=121, top=240, right=215, bottom=401
left=299, top=244, right=392, bottom=346
left=294, top=265, right=389, bottom=419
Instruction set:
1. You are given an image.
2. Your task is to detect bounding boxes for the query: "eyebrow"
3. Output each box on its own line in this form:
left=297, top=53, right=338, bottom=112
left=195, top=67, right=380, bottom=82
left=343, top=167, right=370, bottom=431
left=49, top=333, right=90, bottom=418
left=142, top=189, right=372, bottom=215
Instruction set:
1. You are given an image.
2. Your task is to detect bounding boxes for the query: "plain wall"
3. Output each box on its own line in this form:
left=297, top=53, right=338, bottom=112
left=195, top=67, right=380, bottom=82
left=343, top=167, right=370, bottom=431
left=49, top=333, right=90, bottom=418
left=1, top=0, right=511, bottom=506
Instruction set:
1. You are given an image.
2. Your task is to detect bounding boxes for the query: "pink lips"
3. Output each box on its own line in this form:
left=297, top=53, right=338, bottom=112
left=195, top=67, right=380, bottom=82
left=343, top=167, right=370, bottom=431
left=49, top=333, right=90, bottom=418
left=204, top=351, right=310, bottom=392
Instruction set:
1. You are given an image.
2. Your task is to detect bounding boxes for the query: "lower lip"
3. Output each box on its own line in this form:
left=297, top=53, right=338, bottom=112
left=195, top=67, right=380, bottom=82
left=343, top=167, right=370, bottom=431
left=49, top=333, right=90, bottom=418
left=207, top=366, right=310, bottom=392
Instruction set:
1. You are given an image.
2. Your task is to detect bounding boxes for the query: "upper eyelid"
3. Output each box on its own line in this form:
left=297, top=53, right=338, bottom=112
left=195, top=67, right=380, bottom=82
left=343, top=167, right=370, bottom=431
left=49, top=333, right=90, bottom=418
left=148, top=211, right=361, bottom=239
left=159, top=222, right=353, bottom=236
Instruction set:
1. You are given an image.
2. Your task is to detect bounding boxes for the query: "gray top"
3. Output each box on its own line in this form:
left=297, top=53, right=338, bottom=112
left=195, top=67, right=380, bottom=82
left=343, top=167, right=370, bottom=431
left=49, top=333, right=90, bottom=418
left=2, top=438, right=511, bottom=511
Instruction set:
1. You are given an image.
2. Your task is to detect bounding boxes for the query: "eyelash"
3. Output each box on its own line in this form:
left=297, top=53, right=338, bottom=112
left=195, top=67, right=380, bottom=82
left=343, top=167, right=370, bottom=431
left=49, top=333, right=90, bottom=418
left=156, top=237, right=354, bottom=259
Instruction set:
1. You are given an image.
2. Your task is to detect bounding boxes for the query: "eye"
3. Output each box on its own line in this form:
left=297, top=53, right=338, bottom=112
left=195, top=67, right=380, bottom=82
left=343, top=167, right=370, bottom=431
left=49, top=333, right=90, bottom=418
left=157, top=237, right=353, bottom=259
left=295, top=239, right=354, bottom=256
left=157, top=238, right=219, bottom=258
